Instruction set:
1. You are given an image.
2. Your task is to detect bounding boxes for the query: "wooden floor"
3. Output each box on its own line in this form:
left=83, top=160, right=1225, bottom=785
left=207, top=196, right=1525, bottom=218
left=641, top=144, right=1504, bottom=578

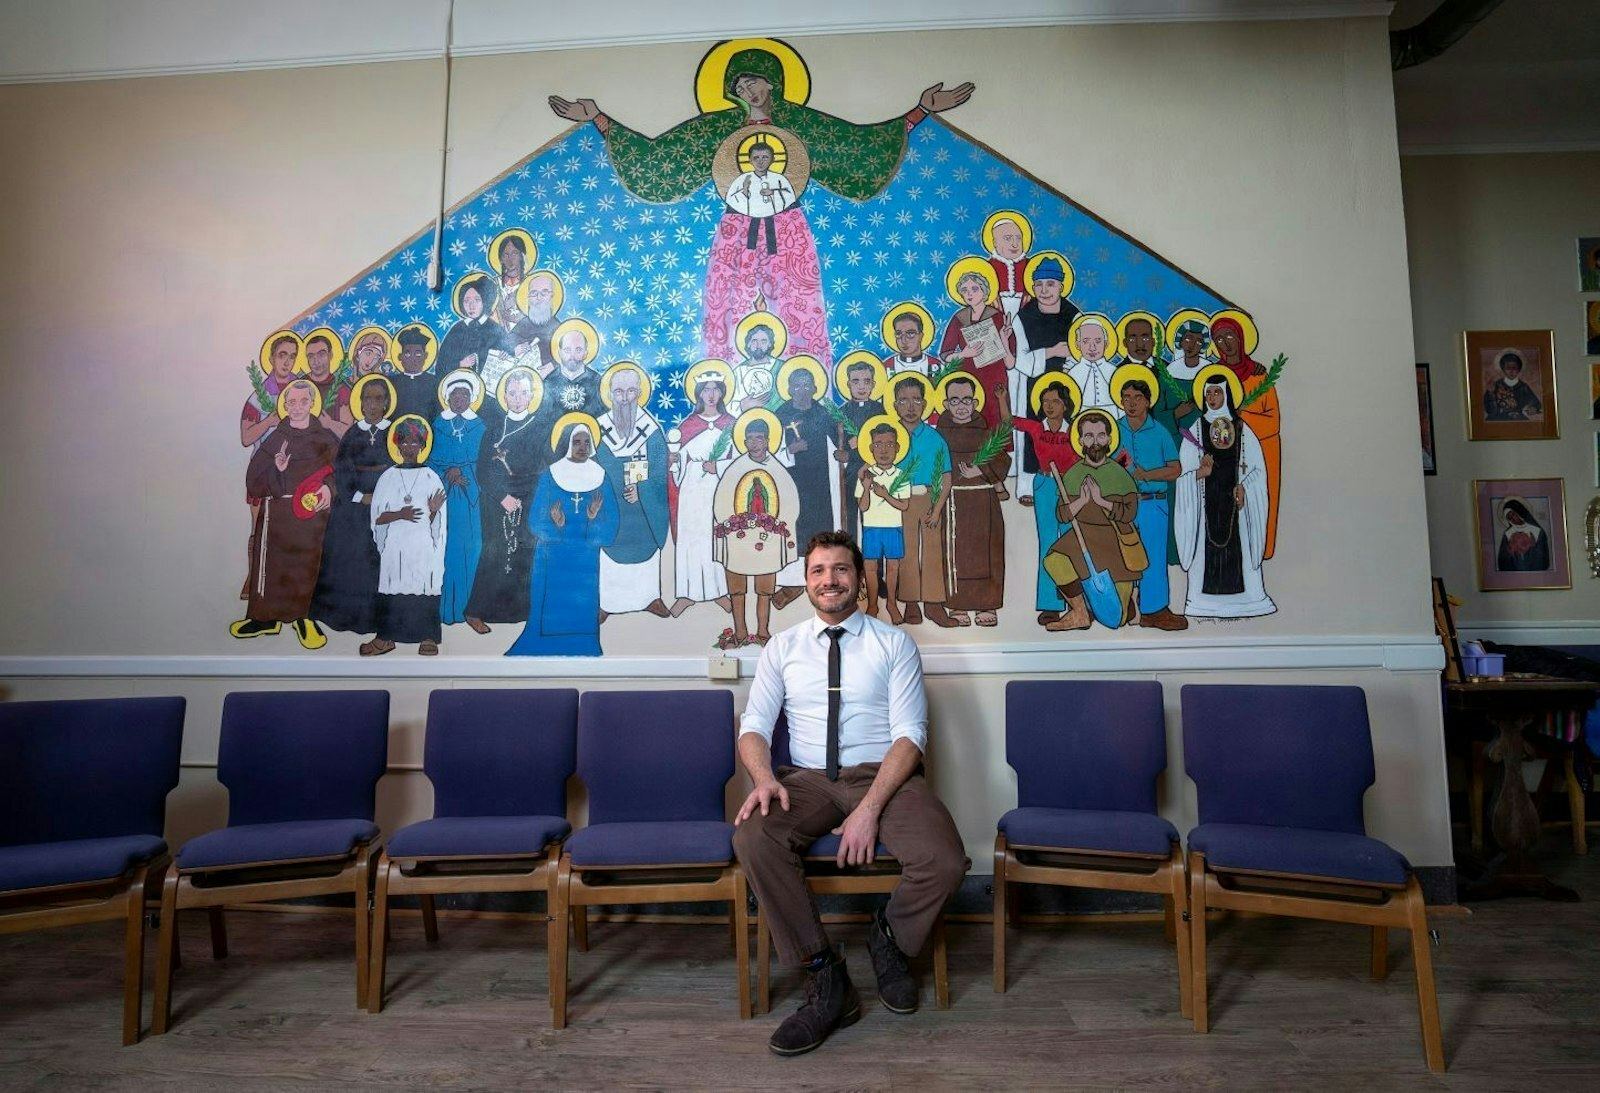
left=4, top=849, right=1599, bottom=1091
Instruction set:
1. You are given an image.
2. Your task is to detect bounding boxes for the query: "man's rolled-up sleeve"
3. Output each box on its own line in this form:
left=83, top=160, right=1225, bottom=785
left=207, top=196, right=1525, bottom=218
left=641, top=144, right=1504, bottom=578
left=886, top=633, right=929, bottom=754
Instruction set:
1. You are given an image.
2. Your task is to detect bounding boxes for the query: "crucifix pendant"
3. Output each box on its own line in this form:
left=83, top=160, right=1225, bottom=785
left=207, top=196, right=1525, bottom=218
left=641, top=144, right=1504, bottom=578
left=570, top=491, right=584, bottom=513
left=786, top=421, right=802, bottom=442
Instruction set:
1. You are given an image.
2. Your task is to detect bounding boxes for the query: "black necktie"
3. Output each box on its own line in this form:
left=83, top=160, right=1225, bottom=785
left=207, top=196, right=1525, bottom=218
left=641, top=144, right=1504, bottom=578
left=824, top=626, right=844, bottom=780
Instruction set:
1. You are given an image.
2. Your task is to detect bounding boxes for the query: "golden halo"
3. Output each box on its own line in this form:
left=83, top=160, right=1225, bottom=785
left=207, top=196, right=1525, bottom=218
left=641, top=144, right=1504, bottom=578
left=525, top=269, right=565, bottom=318
left=495, top=366, right=544, bottom=415
left=712, top=123, right=811, bottom=203
left=550, top=318, right=600, bottom=366
left=856, top=413, right=910, bottom=466
left=437, top=368, right=485, bottom=413
left=1029, top=372, right=1083, bottom=416
left=835, top=350, right=887, bottom=401
left=776, top=354, right=828, bottom=400
left=394, top=323, right=440, bottom=374
left=946, top=256, right=999, bottom=306
left=386, top=414, right=435, bottom=464
left=486, top=228, right=537, bottom=277
left=734, top=311, right=788, bottom=359
left=350, top=374, right=397, bottom=422
left=1069, top=411, right=1121, bottom=459
left=936, top=371, right=986, bottom=416
left=1067, top=313, right=1120, bottom=363
left=259, top=330, right=305, bottom=378
left=881, top=301, right=936, bottom=355
left=684, top=358, right=736, bottom=402
left=274, top=378, right=324, bottom=419
left=1115, top=311, right=1164, bottom=360
left=982, top=210, right=1033, bottom=258
left=694, top=38, right=812, bottom=114
left=1191, top=363, right=1245, bottom=411
left=738, top=131, right=788, bottom=172
left=549, top=411, right=601, bottom=453
left=599, top=360, right=652, bottom=409
left=1209, top=308, right=1259, bottom=356
left=1110, top=363, right=1161, bottom=410
left=1165, top=308, right=1213, bottom=357
left=732, top=408, right=783, bottom=454
left=302, top=326, right=345, bottom=373
left=886, top=371, right=938, bottom=418
left=452, top=271, right=500, bottom=321
left=349, top=325, right=393, bottom=370
left=1024, top=251, right=1074, bottom=298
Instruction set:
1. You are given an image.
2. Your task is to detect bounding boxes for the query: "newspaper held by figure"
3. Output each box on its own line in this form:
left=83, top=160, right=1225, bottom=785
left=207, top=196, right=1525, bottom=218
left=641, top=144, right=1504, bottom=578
left=961, top=319, right=1006, bottom=367
left=482, top=344, right=542, bottom=397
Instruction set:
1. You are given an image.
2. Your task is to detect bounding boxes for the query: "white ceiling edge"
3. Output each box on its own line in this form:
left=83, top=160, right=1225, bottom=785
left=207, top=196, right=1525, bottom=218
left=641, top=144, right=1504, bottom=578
left=0, top=0, right=1393, bottom=86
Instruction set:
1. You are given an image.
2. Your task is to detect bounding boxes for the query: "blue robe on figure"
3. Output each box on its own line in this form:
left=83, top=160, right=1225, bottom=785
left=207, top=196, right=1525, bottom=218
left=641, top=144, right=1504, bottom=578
left=508, top=423, right=619, bottom=656
left=429, top=407, right=485, bottom=624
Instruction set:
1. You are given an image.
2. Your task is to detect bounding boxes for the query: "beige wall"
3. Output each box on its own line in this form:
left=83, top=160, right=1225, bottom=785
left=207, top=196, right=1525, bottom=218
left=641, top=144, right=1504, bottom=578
left=0, top=20, right=1455, bottom=868
left=1404, top=152, right=1600, bottom=638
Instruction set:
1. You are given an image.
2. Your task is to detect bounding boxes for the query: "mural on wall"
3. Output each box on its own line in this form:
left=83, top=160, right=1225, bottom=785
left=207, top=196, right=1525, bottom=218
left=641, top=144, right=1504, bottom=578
left=231, top=37, right=1287, bottom=657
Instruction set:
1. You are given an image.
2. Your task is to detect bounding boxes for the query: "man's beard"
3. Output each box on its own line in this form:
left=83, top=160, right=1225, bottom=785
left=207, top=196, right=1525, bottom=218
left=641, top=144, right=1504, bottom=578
left=1084, top=442, right=1110, bottom=464
left=528, top=301, right=554, bottom=324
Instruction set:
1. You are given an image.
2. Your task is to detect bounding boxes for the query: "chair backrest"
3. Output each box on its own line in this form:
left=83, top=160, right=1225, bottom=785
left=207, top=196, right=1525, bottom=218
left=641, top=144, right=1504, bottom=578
left=425, top=688, right=578, bottom=818
left=1005, top=680, right=1166, bottom=812
left=769, top=712, right=793, bottom=769
left=217, top=690, right=389, bottom=826
left=578, top=690, right=734, bottom=824
left=1181, top=684, right=1373, bottom=834
left=0, top=697, right=185, bottom=846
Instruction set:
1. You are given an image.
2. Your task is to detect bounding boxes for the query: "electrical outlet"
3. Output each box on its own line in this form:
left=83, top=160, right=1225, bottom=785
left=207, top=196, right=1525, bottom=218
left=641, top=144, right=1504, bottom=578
left=708, top=655, right=739, bottom=681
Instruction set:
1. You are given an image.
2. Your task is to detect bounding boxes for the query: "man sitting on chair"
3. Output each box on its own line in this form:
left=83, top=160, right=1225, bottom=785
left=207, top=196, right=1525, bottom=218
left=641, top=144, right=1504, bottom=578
left=733, top=530, right=966, bottom=1056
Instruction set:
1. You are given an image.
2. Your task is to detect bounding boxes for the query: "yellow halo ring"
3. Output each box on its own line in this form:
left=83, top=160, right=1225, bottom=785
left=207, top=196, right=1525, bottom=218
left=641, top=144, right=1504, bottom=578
left=694, top=37, right=812, bottom=115
left=394, top=323, right=440, bottom=374
left=524, top=268, right=565, bottom=318
left=549, top=411, right=601, bottom=454
left=1209, top=308, right=1259, bottom=356
left=437, top=368, right=486, bottom=413
left=1029, top=372, right=1083, bottom=416
left=732, top=407, right=783, bottom=454
left=736, top=131, right=789, bottom=173
left=599, top=360, right=652, bottom=409
left=836, top=350, right=887, bottom=401
left=1069, top=411, right=1121, bottom=459
left=274, top=377, right=325, bottom=419
left=349, top=325, right=393, bottom=370
left=982, top=209, right=1033, bottom=258
left=734, top=311, right=788, bottom=359
left=776, top=354, right=828, bottom=400
left=1191, top=363, right=1245, bottom=411
left=936, top=371, right=986, bottom=416
left=1114, top=311, right=1164, bottom=360
left=550, top=318, right=600, bottom=366
left=856, top=413, right=910, bottom=466
left=946, top=256, right=999, bottom=307
left=1068, top=313, right=1120, bottom=363
left=684, top=358, right=736, bottom=402
left=1110, top=363, right=1161, bottom=410
left=1024, top=251, right=1074, bottom=298
left=386, top=414, right=435, bottom=465
left=350, top=374, right=397, bottom=422
left=886, top=370, right=939, bottom=417
left=495, top=366, right=544, bottom=415
left=302, top=326, right=345, bottom=372
left=880, top=301, right=936, bottom=355
left=259, top=329, right=305, bottom=378
left=451, top=270, right=498, bottom=320
left=487, top=228, right=537, bottom=277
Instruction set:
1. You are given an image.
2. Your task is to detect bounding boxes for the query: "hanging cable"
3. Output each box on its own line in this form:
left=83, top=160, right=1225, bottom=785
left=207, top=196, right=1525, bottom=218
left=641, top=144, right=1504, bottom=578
left=430, top=0, right=457, bottom=294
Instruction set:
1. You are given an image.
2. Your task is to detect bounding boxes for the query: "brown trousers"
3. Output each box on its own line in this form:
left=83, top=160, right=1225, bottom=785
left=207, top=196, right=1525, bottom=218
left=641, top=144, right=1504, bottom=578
left=896, top=492, right=948, bottom=603
left=732, top=763, right=967, bottom=966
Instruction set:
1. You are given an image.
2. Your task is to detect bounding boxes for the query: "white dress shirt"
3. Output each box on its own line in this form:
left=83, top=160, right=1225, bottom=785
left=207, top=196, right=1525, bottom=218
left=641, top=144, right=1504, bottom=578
left=740, top=608, right=928, bottom=769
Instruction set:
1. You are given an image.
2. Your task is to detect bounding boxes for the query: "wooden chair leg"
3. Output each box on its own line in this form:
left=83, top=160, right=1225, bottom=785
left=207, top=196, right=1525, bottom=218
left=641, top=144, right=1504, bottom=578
left=756, top=908, right=772, bottom=1015
left=1403, top=877, right=1445, bottom=1072
left=933, top=914, right=950, bottom=1010
left=1371, top=925, right=1389, bottom=980
left=732, top=867, right=750, bottom=1020
left=992, top=834, right=1007, bottom=994
left=152, top=864, right=181, bottom=1035
left=1564, top=754, right=1588, bottom=855
left=353, top=846, right=372, bottom=1008
left=207, top=906, right=228, bottom=960
left=121, top=866, right=152, bottom=1046
left=550, top=857, right=572, bottom=1029
left=367, top=858, right=394, bottom=1013
left=1170, top=847, right=1192, bottom=1021
left=1164, top=895, right=1176, bottom=942
left=1188, top=850, right=1208, bottom=1034
left=573, top=905, right=589, bottom=952
left=420, top=894, right=439, bottom=944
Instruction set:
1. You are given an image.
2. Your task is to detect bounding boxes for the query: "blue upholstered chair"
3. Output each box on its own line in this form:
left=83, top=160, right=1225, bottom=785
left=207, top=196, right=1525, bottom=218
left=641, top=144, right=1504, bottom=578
left=0, top=697, right=185, bottom=1044
left=993, top=680, right=1189, bottom=1014
left=152, top=690, right=389, bottom=1033
left=752, top=714, right=955, bottom=1014
left=550, top=689, right=748, bottom=1028
left=1182, top=684, right=1444, bottom=1071
left=367, top=688, right=578, bottom=1013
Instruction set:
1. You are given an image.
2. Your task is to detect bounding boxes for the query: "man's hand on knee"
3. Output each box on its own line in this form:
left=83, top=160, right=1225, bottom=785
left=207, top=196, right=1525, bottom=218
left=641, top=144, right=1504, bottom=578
left=736, top=777, right=790, bottom=825
left=832, top=806, right=879, bottom=867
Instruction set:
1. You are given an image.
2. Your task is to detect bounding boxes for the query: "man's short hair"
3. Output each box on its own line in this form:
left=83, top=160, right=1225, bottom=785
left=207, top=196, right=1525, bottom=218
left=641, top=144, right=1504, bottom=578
left=892, top=310, right=924, bottom=334
left=270, top=335, right=298, bottom=357
left=870, top=422, right=898, bottom=440
left=397, top=325, right=431, bottom=348
left=894, top=376, right=924, bottom=399
left=846, top=360, right=876, bottom=379
left=306, top=334, right=332, bottom=353
left=1119, top=378, right=1152, bottom=402
left=1078, top=410, right=1114, bottom=437
left=944, top=376, right=976, bottom=398
left=803, top=531, right=865, bottom=577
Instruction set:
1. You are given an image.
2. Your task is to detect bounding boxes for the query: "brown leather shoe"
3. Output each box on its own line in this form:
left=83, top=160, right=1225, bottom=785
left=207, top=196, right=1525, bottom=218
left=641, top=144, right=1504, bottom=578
left=769, top=950, right=861, bottom=1056
left=1138, top=608, right=1189, bottom=631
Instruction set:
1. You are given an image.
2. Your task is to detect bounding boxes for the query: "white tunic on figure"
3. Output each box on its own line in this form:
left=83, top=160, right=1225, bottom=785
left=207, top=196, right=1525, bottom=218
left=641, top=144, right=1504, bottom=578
left=672, top=414, right=732, bottom=603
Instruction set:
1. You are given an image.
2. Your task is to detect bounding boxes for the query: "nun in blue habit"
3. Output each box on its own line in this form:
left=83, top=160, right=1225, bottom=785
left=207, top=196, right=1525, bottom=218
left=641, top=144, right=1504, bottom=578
left=429, top=370, right=486, bottom=625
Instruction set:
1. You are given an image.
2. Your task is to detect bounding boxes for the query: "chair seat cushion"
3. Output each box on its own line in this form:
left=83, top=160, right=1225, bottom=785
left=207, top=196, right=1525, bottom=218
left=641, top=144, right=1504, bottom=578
left=387, top=815, right=570, bottom=860
left=178, top=819, right=379, bottom=870
left=564, top=821, right=733, bottom=868
left=802, top=834, right=893, bottom=860
left=0, top=835, right=168, bottom=893
left=999, top=807, right=1178, bottom=857
left=1188, top=823, right=1410, bottom=886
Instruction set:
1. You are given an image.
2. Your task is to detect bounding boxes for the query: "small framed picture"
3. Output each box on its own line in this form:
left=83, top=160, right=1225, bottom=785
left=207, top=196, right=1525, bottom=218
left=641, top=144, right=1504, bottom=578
left=1416, top=363, right=1436, bottom=475
left=1588, top=300, right=1600, bottom=355
left=1473, top=477, right=1570, bottom=591
left=1462, top=329, right=1558, bottom=440
left=1580, top=236, right=1600, bottom=292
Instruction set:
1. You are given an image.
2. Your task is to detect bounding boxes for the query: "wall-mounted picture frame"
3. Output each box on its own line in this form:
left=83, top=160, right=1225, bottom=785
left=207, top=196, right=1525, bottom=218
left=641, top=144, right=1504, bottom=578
left=1462, top=329, right=1558, bottom=441
left=1591, top=361, right=1600, bottom=420
left=1579, top=236, right=1600, bottom=292
left=1416, top=363, right=1436, bottom=475
left=1473, top=477, right=1570, bottom=591
left=1588, top=300, right=1600, bottom=355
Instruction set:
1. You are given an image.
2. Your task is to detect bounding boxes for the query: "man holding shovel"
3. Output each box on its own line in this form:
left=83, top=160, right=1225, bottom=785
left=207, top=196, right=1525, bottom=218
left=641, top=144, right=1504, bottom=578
left=1041, top=410, right=1146, bottom=631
